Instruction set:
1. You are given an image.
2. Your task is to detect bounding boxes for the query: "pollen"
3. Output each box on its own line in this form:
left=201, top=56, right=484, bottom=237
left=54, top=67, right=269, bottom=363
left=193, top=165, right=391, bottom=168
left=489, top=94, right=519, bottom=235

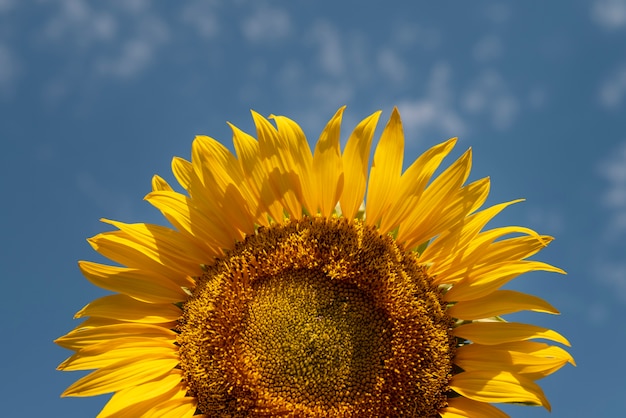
left=177, top=216, right=455, bottom=417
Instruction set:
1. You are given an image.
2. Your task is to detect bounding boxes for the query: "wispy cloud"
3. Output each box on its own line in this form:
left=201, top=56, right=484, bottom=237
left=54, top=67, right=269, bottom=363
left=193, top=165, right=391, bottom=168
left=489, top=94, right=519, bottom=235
left=397, top=63, right=467, bottom=141
left=39, top=0, right=169, bottom=84
left=377, top=47, right=407, bottom=84
left=241, top=5, right=291, bottom=43
left=181, top=0, right=220, bottom=39
left=598, top=64, right=626, bottom=108
left=0, top=0, right=15, bottom=13
left=595, top=260, right=626, bottom=303
left=598, top=140, right=626, bottom=239
left=308, top=20, right=345, bottom=77
left=0, top=43, right=19, bottom=97
left=592, top=0, right=626, bottom=30
left=472, top=35, right=503, bottom=62
left=95, top=15, right=169, bottom=79
left=461, top=69, right=519, bottom=131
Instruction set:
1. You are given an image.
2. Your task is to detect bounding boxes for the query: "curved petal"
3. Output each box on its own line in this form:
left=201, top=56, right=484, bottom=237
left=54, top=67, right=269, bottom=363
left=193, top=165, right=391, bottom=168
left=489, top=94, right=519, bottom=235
left=61, top=353, right=179, bottom=397
left=396, top=148, right=474, bottom=246
left=171, top=157, right=193, bottom=191
left=366, top=107, right=404, bottom=227
left=453, top=322, right=571, bottom=346
left=340, top=110, right=381, bottom=219
left=253, top=111, right=304, bottom=219
left=74, top=294, right=182, bottom=323
left=271, top=114, right=315, bottom=215
left=58, top=338, right=177, bottom=371
left=231, top=122, right=283, bottom=224
left=79, top=261, right=188, bottom=304
left=97, top=370, right=186, bottom=418
left=55, top=323, right=177, bottom=351
left=312, top=107, right=345, bottom=217
left=421, top=199, right=524, bottom=271
left=447, top=290, right=559, bottom=319
left=143, top=396, right=198, bottom=418
left=455, top=341, right=575, bottom=380
left=145, top=190, right=232, bottom=252
left=450, top=371, right=550, bottom=411
left=151, top=175, right=173, bottom=192
left=380, top=137, right=457, bottom=234
left=439, top=396, right=509, bottom=418
left=444, top=261, right=565, bottom=301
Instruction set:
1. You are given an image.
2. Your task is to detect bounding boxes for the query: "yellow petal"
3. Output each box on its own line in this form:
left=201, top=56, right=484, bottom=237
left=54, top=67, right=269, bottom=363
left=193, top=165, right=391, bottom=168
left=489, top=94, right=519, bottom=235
left=79, top=261, right=188, bottom=304
left=190, top=135, right=257, bottom=234
left=455, top=341, right=575, bottom=380
left=339, top=110, right=381, bottom=219
left=444, top=261, right=565, bottom=301
left=423, top=200, right=525, bottom=278
left=312, top=106, right=345, bottom=217
left=453, top=322, right=571, bottom=346
left=97, top=370, right=185, bottom=418
left=396, top=148, right=473, bottom=245
left=231, top=122, right=282, bottom=224
left=74, top=294, right=182, bottom=323
left=58, top=338, right=177, bottom=371
left=89, top=221, right=206, bottom=283
left=253, top=110, right=305, bottom=219
left=402, top=176, right=490, bottom=250
left=450, top=371, right=551, bottom=410
left=151, top=175, right=173, bottom=192
left=429, top=224, right=547, bottom=286
left=61, top=353, right=179, bottom=397
left=447, top=290, right=559, bottom=319
left=145, top=190, right=232, bottom=252
left=380, top=137, right=457, bottom=234
left=171, top=157, right=193, bottom=191
left=439, top=396, right=509, bottom=418
left=55, top=323, right=177, bottom=351
left=271, top=114, right=316, bottom=215
left=366, top=107, right=404, bottom=227
left=143, top=396, right=198, bottom=418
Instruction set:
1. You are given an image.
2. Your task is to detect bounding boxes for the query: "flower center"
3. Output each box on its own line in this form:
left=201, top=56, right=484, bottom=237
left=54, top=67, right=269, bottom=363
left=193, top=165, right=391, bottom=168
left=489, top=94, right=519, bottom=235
left=178, top=217, right=455, bottom=417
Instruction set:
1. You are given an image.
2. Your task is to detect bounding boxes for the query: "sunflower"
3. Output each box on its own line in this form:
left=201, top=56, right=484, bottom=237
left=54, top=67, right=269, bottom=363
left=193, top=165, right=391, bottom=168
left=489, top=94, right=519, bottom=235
left=56, top=107, right=574, bottom=417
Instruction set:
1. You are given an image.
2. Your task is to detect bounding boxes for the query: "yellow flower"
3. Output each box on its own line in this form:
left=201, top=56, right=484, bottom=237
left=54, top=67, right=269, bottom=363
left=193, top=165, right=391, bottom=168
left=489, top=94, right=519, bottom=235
left=56, top=107, right=574, bottom=417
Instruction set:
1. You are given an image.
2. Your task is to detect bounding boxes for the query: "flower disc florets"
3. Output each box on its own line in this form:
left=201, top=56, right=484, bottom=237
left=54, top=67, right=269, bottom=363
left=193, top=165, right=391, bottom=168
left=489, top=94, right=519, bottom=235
left=178, top=216, right=455, bottom=417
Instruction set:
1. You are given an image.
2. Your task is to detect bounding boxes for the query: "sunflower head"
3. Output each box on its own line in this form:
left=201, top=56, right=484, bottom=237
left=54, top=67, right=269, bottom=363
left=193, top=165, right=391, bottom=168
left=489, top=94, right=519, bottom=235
left=56, top=106, right=573, bottom=417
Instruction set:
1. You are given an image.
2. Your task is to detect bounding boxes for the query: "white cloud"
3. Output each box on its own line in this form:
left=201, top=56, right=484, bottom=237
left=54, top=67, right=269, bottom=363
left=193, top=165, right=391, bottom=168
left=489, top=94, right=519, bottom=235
left=181, top=0, right=220, bottom=39
left=42, top=0, right=117, bottom=46
left=377, top=48, right=407, bottom=83
left=0, top=0, right=15, bottom=13
left=390, top=22, right=441, bottom=50
left=595, top=261, right=626, bottom=303
left=461, top=69, right=519, bottom=130
left=592, top=0, right=626, bottom=30
left=598, top=141, right=626, bottom=238
left=0, top=43, right=19, bottom=96
left=95, top=16, right=169, bottom=79
left=472, top=35, right=503, bottom=62
left=484, top=3, right=512, bottom=24
left=39, top=0, right=169, bottom=83
left=598, top=64, right=626, bottom=108
left=308, top=21, right=345, bottom=77
left=397, top=63, right=467, bottom=140
left=528, top=87, right=547, bottom=109
left=242, top=6, right=291, bottom=43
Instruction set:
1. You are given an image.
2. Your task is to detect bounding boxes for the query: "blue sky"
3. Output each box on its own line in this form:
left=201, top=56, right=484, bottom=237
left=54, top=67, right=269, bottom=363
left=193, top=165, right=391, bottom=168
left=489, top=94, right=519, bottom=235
left=1, top=0, right=625, bottom=416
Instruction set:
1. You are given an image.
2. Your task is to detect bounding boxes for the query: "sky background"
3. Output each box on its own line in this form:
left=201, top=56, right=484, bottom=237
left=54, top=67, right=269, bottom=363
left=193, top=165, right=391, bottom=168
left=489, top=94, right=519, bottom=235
left=1, top=0, right=625, bottom=416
